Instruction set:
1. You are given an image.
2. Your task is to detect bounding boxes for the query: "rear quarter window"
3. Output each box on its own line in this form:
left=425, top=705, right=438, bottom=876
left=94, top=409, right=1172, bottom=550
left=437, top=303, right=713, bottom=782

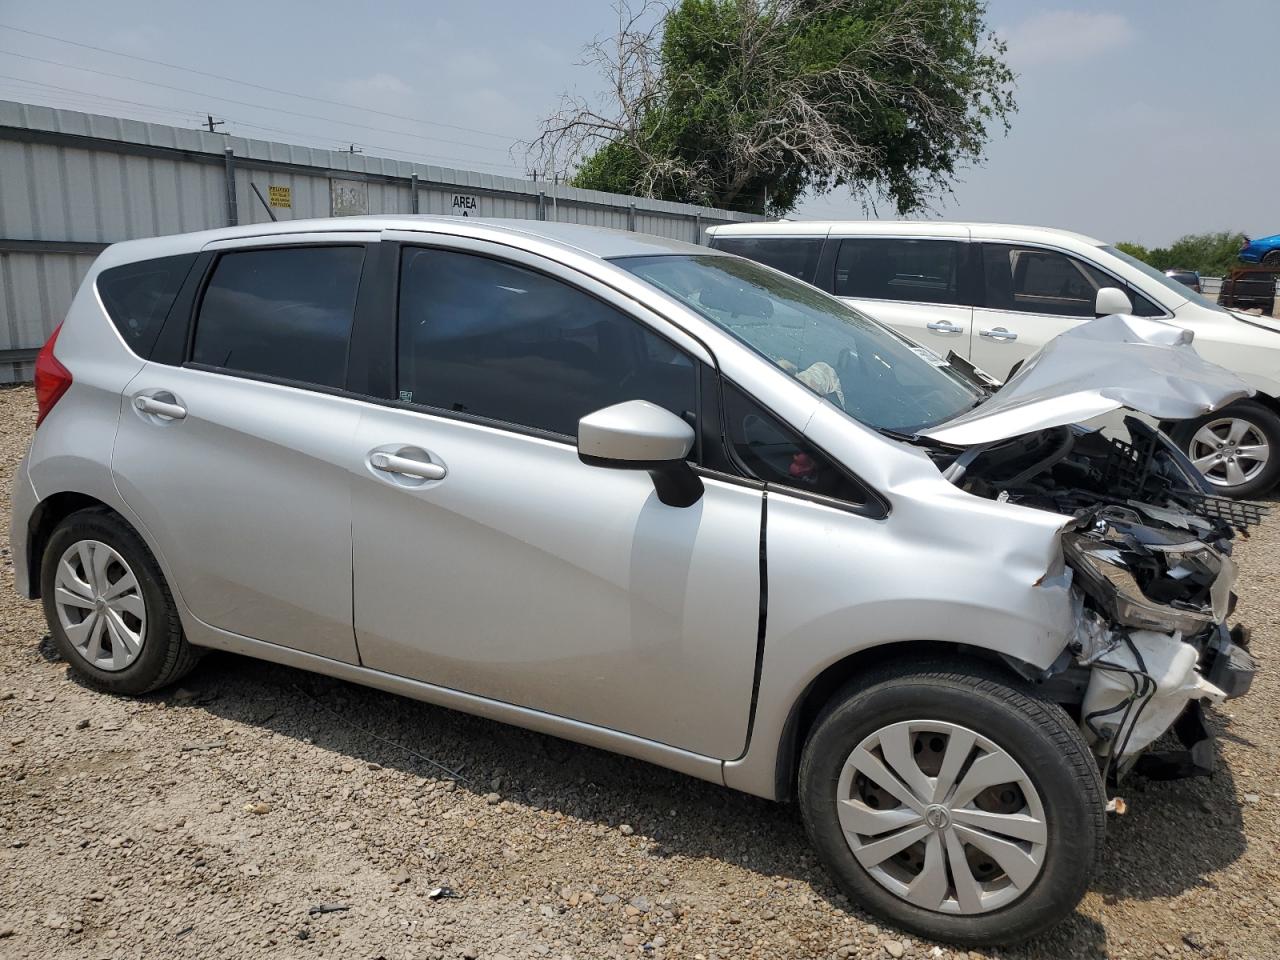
left=708, top=237, right=824, bottom=284
left=834, top=238, right=961, bottom=304
left=96, top=254, right=197, bottom=357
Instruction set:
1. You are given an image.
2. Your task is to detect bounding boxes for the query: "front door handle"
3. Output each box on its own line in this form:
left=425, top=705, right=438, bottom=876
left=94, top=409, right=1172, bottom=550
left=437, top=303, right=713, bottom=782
left=133, top=395, right=187, bottom=420
left=926, top=321, right=964, bottom=333
left=370, top=451, right=447, bottom=481
left=978, top=327, right=1018, bottom=341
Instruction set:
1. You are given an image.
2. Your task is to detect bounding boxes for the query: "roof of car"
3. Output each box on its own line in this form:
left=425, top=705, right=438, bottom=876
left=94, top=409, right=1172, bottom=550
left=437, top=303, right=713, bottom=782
left=706, top=219, right=1107, bottom=247
left=95, top=216, right=716, bottom=268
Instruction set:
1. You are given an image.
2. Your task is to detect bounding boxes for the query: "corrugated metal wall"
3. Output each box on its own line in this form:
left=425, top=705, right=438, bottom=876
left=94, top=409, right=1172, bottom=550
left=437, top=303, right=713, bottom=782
left=0, top=99, right=760, bottom=382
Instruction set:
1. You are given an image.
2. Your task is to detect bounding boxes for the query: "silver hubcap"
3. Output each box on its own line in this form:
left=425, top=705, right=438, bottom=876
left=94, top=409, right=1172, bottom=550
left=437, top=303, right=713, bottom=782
left=837, top=720, right=1047, bottom=915
left=53, top=540, right=146, bottom=671
left=1189, top=417, right=1269, bottom=488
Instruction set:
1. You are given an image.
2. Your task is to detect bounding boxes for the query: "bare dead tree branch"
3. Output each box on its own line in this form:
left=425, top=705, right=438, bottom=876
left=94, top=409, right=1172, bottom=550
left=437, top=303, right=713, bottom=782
left=523, top=0, right=1015, bottom=214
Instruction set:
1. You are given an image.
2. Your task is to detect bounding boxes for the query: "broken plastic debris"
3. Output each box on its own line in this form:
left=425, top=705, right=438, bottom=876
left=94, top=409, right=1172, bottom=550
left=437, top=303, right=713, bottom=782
left=427, top=886, right=460, bottom=901
left=1105, top=797, right=1127, bottom=815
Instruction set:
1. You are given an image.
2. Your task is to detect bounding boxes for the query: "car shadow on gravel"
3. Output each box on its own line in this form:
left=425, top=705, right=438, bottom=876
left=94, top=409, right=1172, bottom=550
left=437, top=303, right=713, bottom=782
left=73, top=649, right=1249, bottom=960
left=1088, top=707, right=1248, bottom=902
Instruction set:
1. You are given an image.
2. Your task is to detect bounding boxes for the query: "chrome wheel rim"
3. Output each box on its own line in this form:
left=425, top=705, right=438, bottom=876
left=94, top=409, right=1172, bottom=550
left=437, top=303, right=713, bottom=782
left=53, top=540, right=146, bottom=671
left=1189, top=417, right=1269, bottom=488
left=837, top=720, right=1047, bottom=915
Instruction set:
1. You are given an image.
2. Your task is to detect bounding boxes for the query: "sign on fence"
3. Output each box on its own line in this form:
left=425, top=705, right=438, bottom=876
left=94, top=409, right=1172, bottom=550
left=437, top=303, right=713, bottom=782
left=450, top=193, right=479, bottom=216
left=330, top=179, right=369, bottom=217
left=267, top=185, right=292, bottom=209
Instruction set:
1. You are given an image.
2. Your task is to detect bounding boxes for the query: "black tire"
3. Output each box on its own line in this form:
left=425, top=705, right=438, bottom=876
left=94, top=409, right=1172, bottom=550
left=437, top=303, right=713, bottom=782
left=1170, top=398, right=1280, bottom=499
left=1262, top=250, right=1280, bottom=266
left=798, top=661, right=1105, bottom=946
left=40, top=507, right=198, bottom=695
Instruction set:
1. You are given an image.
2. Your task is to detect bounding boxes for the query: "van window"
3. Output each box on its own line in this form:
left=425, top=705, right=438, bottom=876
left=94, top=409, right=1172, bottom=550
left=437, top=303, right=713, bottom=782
left=709, top=237, right=824, bottom=284
left=981, top=244, right=1162, bottom=318
left=97, top=254, right=197, bottom=358
left=834, top=238, right=961, bottom=305
left=397, top=247, right=696, bottom=438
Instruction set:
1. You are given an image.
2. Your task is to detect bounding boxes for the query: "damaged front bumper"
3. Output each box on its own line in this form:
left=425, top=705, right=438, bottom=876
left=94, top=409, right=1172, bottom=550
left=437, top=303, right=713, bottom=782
left=1064, top=500, right=1258, bottom=780
left=924, top=316, right=1265, bottom=783
left=1132, top=626, right=1255, bottom=780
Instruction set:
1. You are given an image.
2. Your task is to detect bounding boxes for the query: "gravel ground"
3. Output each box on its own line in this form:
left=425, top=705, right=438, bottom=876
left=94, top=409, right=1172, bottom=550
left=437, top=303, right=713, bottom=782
left=0, top=382, right=1277, bottom=960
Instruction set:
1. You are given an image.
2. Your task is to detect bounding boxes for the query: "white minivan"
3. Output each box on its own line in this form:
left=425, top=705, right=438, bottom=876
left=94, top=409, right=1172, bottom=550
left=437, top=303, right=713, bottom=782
left=708, top=221, right=1280, bottom=498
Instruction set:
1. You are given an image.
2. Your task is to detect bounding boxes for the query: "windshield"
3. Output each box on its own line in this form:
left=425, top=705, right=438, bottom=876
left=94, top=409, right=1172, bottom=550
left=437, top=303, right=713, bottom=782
left=614, top=254, right=983, bottom=433
left=1102, top=245, right=1230, bottom=314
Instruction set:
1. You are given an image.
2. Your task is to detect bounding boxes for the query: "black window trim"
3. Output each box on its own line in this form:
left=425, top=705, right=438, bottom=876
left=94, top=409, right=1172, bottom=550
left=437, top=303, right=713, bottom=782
left=975, top=239, right=1173, bottom=320
left=181, top=240, right=375, bottom=393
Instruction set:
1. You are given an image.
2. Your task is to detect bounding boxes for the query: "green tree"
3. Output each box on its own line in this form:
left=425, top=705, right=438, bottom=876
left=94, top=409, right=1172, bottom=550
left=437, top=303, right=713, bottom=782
left=1114, top=231, right=1250, bottom=277
left=1114, top=241, right=1150, bottom=263
left=531, top=0, right=1015, bottom=216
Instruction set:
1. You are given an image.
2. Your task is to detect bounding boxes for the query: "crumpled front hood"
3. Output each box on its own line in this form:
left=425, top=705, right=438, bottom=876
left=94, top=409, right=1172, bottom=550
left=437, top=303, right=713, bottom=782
left=923, top=314, right=1253, bottom=446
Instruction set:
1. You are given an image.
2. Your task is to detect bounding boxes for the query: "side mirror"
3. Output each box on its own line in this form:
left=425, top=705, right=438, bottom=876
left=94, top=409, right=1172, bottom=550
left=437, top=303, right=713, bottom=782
left=1095, top=286, right=1133, bottom=317
left=578, top=400, right=703, bottom=507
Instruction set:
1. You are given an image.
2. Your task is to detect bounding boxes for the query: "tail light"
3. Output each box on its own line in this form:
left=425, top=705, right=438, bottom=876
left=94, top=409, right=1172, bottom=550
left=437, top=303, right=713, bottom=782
left=34, top=322, right=72, bottom=427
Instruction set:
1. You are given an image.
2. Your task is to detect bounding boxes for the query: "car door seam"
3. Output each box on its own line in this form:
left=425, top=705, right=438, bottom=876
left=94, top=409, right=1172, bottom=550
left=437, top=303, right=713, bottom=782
left=728, top=487, right=769, bottom=768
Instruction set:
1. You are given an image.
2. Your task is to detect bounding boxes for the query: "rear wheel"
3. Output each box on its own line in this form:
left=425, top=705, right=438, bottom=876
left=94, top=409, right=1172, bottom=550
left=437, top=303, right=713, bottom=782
left=41, top=507, right=198, bottom=695
left=798, top=663, right=1104, bottom=946
left=1172, top=398, right=1280, bottom=499
left=1262, top=250, right=1280, bottom=266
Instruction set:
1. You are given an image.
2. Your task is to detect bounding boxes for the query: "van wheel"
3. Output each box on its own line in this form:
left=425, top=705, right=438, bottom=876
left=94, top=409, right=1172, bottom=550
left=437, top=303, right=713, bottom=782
left=798, top=663, right=1104, bottom=946
left=41, top=507, right=198, bottom=695
left=1171, top=398, right=1280, bottom=499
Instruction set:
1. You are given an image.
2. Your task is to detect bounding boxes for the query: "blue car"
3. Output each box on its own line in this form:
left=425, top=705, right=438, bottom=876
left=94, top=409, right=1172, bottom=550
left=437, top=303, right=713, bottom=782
left=1239, top=233, right=1280, bottom=264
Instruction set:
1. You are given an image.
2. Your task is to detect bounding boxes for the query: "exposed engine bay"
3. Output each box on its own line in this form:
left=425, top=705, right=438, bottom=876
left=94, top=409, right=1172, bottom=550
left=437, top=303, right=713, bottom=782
left=932, top=415, right=1260, bottom=780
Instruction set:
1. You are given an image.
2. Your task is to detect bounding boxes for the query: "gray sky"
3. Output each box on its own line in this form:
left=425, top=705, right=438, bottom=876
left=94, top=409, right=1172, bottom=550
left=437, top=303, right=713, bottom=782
left=0, top=0, right=1275, bottom=246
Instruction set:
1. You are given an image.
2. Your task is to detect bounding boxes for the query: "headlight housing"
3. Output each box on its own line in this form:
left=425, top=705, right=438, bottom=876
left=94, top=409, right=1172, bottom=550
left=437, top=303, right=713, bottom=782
left=1063, top=529, right=1233, bottom=635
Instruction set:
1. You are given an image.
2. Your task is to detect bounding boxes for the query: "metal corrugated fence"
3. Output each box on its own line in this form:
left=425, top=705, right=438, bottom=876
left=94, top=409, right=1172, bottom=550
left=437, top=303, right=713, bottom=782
left=0, top=99, right=761, bottom=382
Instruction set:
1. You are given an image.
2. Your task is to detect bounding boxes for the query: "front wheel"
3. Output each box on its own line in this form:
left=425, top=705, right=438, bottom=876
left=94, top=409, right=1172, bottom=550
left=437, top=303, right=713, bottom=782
left=798, top=663, right=1105, bottom=946
left=1171, top=398, right=1280, bottom=499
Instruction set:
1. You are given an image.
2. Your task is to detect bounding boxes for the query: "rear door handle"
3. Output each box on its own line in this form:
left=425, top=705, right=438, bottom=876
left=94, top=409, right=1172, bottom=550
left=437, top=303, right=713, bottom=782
left=925, top=321, right=964, bottom=333
left=978, top=327, right=1018, bottom=341
left=370, top=451, right=447, bottom=481
left=133, top=395, right=187, bottom=420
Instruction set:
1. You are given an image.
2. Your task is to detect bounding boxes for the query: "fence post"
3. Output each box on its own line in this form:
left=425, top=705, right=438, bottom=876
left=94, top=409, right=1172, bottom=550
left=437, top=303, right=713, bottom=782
left=694, top=212, right=702, bottom=245
left=223, top=147, right=239, bottom=227
left=628, top=202, right=636, bottom=231
left=410, top=174, right=419, bottom=214
left=538, top=191, right=546, bottom=221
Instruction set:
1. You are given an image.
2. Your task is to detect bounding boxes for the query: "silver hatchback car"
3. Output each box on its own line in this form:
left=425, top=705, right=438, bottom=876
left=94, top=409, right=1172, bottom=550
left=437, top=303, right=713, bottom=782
left=11, top=217, right=1259, bottom=945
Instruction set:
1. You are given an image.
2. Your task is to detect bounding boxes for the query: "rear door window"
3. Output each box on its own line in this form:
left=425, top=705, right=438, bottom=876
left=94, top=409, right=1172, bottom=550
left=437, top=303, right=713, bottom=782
left=192, top=246, right=366, bottom=389
left=709, top=237, right=824, bottom=284
left=97, top=254, right=197, bottom=357
left=833, top=238, right=962, bottom=305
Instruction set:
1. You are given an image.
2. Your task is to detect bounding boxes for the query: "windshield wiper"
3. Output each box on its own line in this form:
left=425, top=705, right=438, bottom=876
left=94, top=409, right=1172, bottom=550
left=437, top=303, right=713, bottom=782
left=945, top=351, right=999, bottom=395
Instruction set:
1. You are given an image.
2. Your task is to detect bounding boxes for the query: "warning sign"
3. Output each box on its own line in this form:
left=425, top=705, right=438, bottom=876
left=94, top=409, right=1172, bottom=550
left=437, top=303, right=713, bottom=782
left=450, top=193, right=479, bottom=216
left=267, top=185, right=292, bottom=209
